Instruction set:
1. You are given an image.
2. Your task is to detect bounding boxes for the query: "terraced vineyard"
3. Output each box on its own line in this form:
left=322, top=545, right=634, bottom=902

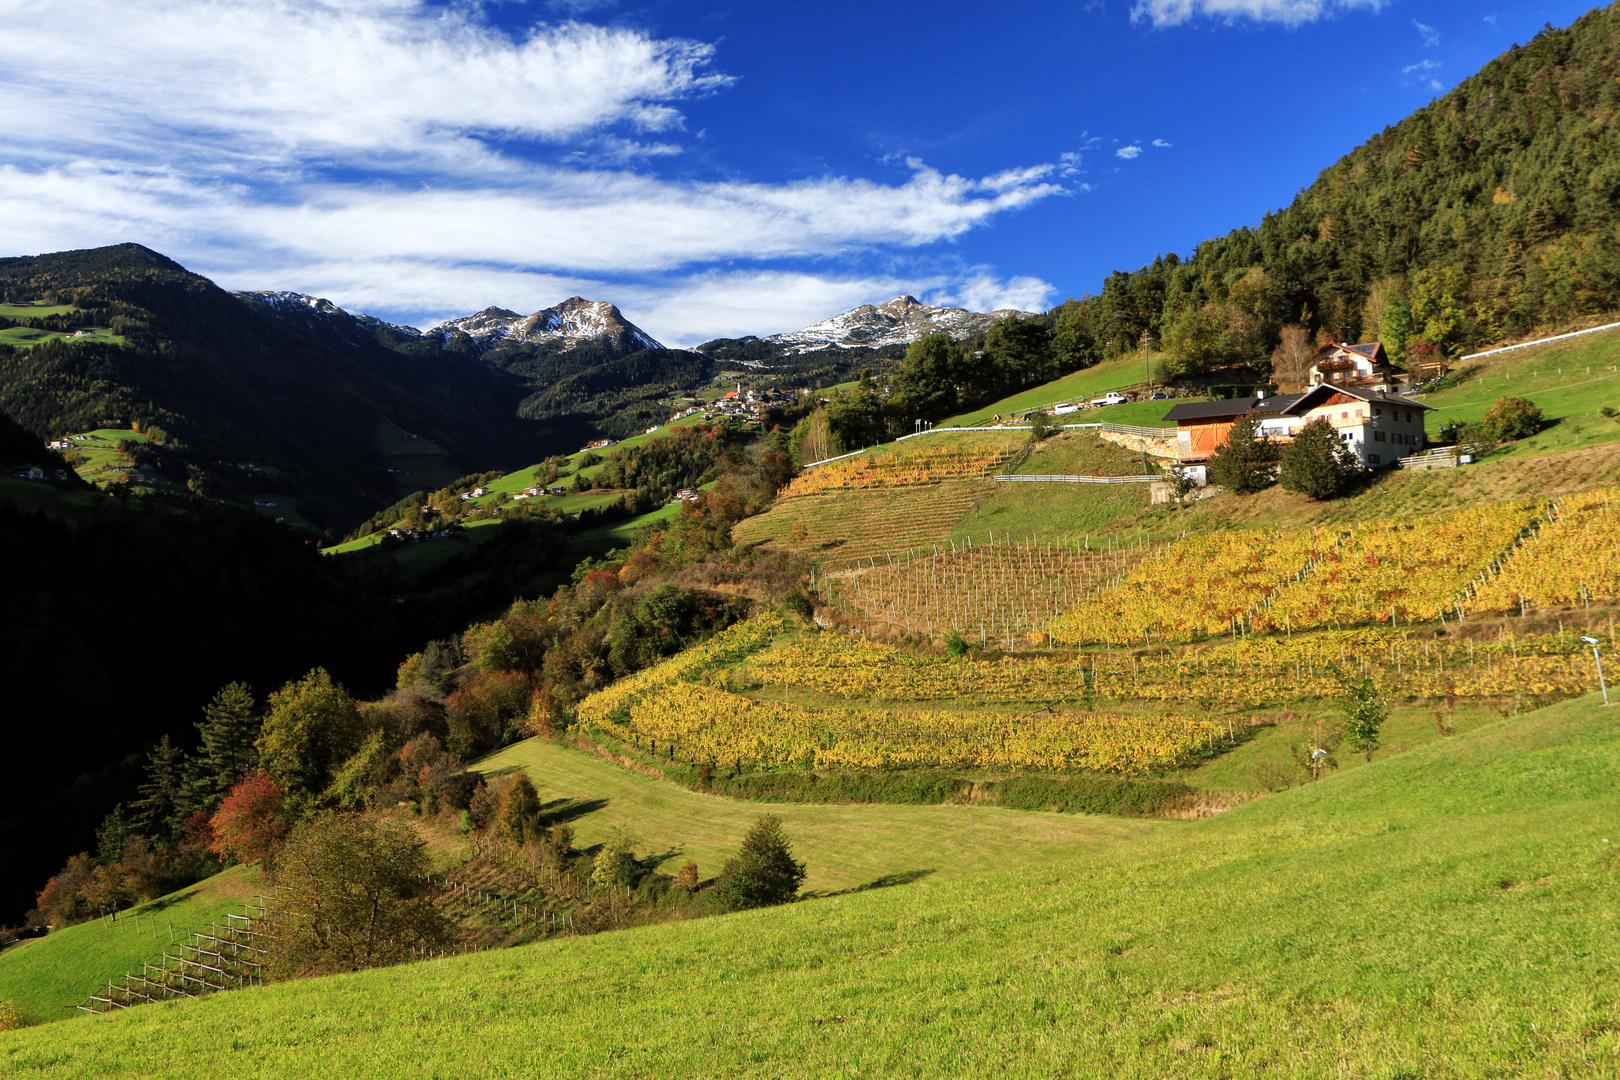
left=784, top=441, right=1019, bottom=496
left=820, top=535, right=1157, bottom=646
left=1047, top=501, right=1551, bottom=646
left=1467, top=487, right=1620, bottom=615
left=731, top=623, right=1604, bottom=711
left=732, top=479, right=986, bottom=566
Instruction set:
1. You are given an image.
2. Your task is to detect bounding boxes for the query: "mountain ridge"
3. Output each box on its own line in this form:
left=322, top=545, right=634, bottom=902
left=766, top=293, right=1030, bottom=352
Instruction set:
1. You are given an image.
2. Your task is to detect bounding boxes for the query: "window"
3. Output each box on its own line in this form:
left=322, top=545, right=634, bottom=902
left=1373, top=408, right=1382, bottom=417
left=1374, top=430, right=1386, bottom=442
left=1406, top=412, right=1413, bottom=423
left=1369, top=454, right=1381, bottom=465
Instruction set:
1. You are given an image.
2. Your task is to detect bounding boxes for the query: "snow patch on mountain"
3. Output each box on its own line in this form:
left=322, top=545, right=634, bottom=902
left=767, top=295, right=1030, bottom=352
left=235, top=291, right=423, bottom=339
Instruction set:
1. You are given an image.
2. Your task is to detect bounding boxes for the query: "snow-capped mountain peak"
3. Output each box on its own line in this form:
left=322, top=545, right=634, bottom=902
left=767, top=294, right=1030, bottom=351
left=431, top=296, right=663, bottom=353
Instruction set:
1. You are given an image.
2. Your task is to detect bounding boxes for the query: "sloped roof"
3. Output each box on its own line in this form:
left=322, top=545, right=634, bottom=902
left=1161, top=397, right=1264, bottom=422
left=1282, top=383, right=1433, bottom=413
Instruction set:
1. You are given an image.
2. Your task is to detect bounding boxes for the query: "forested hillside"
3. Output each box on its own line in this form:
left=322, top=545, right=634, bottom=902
left=1059, top=7, right=1620, bottom=376
left=0, top=246, right=545, bottom=531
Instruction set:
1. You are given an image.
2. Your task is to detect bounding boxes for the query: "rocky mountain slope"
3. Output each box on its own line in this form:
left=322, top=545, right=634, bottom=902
left=431, top=296, right=663, bottom=356
left=766, top=294, right=1027, bottom=352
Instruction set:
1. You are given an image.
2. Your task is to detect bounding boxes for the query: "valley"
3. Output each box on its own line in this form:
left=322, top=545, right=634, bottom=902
left=5, top=7, right=1620, bottom=1073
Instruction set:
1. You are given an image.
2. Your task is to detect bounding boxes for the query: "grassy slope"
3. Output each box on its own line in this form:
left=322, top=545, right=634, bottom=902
left=937, top=357, right=1150, bottom=427
left=0, top=867, right=262, bottom=1026
left=7, top=694, right=1615, bottom=1076
left=0, top=304, right=125, bottom=350
left=472, top=739, right=1160, bottom=894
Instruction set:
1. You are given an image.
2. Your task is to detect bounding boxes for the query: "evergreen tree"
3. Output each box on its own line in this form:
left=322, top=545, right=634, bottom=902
left=1209, top=415, right=1279, bottom=494
left=185, top=682, right=261, bottom=816
left=1280, top=417, right=1360, bottom=499
left=131, top=735, right=189, bottom=845
left=713, top=814, right=807, bottom=911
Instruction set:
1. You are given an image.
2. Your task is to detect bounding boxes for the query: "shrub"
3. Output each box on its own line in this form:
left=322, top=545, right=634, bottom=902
left=1482, top=395, right=1543, bottom=442
left=713, top=815, right=806, bottom=910
left=986, top=775, right=1193, bottom=817
left=0, top=1000, right=21, bottom=1031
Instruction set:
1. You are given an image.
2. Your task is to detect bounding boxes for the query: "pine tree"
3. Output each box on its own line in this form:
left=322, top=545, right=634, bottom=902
left=713, top=814, right=807, bottom=910
left=1280, top=417, right=1360, bottom=499
left=1209, top=414, right=1279, bottom=494
left=131, top=735, right=189, bottom=844
left=184, top=682, right=261, bottom=816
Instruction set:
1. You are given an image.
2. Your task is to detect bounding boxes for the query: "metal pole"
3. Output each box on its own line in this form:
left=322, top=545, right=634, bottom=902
left=1583, top=637, right=1611, bottom=705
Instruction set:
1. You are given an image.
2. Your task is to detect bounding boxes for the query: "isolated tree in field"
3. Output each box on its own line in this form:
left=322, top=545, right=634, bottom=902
left=1280, top=417, right=1360, bottom=499
left=266, top=813, right=450, bottom=978
left=256, top=668, right=363, bottom=814
left=1482, top=395, right=1543, bottom=442
left=497, top=770, right=541, bottom=841
left=208, top=772, right=288, bottom=866
left=1333, top=667, right=1388, bottom=761
left=1209, top=415, right=1279, bottom=494
left=713, top=814, right=807, bottom=911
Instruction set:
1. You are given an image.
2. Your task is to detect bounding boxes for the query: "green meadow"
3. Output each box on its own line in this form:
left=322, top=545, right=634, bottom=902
left=0, top=868, right=262, bottom=1027
left=4, top=693, right=1614, bottom=1076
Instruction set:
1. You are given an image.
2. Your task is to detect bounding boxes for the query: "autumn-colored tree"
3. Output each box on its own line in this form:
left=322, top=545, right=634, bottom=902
left=209, top=772, right=289, bottom=866
left=1269, top=324, right=1316, bottom=392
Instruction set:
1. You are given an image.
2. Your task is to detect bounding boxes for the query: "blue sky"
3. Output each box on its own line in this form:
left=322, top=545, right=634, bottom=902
left=0, top=0, right=1601, bottom=345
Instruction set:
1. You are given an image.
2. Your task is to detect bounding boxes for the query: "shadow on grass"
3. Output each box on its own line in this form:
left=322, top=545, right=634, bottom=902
left=537, top=797, right=609, bottom=827
left=801, top=868, right=936, bottom=899
left=137, top=889, right=202, bottom=914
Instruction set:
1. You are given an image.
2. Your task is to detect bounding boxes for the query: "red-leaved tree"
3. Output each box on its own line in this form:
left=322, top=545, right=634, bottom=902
left=209, top=772, right=289, bottom=866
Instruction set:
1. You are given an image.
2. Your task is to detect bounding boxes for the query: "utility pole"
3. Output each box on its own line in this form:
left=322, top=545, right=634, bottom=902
left=1142, top=331, right=1154, bottom=388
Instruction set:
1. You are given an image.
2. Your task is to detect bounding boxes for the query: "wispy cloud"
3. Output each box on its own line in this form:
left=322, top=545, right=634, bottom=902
left=0, top=0, right=1063, bottom=342
left=1414, top=19, right=1440, bottom=47
left=1152, top=139, right=1173, bottom=148
left=1116, top=144, right=1144, bottom=159
left=1130, top=0, right=1383, bottom=28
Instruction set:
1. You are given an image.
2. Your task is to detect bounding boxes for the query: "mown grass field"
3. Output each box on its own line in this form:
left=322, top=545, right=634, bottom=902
left=0, top=867, right=262, bottom=1027
left=474, top=738, right=1161, bottom=894
left=7, top=693, right=1614, bottom=1076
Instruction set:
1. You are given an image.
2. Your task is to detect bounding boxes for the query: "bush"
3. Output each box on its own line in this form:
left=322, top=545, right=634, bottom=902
left=1482, top=396, right=1543, bottom=441
left=705, top=770, right=970, bottom=805
left=713, top=815, right=806, bottom=910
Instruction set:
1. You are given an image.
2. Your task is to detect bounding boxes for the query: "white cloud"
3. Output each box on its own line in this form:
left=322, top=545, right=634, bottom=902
left=0, top=2, right=731, bottom=176
left=1414, top=19, right=1440, bottom=47
left=1152, top=139, right=1173, bottom=148
left=935, top=274, right=1054, bottom=315
left=1402, top=59, right=1442, bottom=74
left=1429, top=78, right=1444, bottom=92
left=1116, top=145, right=1144, bottom=159
left=0, top=0, right=1062, bottom=345
left=1131, top=0, right=1382, bottom=28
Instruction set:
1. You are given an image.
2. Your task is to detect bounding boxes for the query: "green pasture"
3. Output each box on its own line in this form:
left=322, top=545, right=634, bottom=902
left=0, top=866, right=262, bottom=1026
left=0, top=325, right=123, bottom=350
left=374, top=420, right=460, bottom=493
left=0, top=475, right=106, bottom=518
left=7, top=693, right=1615, bottom=1075
left=938, top=357, right=1150, bottom=427
left=244, top=493, right=320, bottom=535
left=0, top=304, right=78, bottom=319
left=473, top=738, right=1160, bottom=895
